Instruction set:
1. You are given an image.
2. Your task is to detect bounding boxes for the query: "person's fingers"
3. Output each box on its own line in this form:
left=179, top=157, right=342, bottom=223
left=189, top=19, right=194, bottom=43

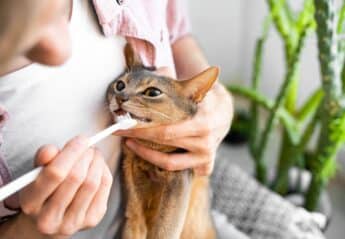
left=163, top=136, right=216, bottom=155
left=20, top=136, right=89, bottom=217
left=36, top=148, right=95, bottom=235
left=84, top=163, right=113, bottom=229
left=116, top=118, right=210, bottom=143
left=44, top=135, right=89, bottom=176
left=59, top=149, right=104, bottom=236
left=35, top=145, right=60, bottom=166
left=126, top=140, right=209, bottom=171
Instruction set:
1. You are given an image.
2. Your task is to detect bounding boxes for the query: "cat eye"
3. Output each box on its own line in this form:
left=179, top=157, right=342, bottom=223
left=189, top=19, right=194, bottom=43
left=143, top=87, right=162, bottom=97
left=116, top=81, right=126, bottom=91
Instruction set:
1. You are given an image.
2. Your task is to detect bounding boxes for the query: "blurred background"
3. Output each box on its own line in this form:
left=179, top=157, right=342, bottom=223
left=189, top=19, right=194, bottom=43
left=187, top=0, right=345, bottom=238
left=188, top=0, right=320, bottom=101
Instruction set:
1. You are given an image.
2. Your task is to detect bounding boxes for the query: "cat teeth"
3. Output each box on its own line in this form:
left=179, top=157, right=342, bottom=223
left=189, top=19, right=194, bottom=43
left=113, top=110, right=128, bottom=123
left=112, top=108, right=151, bottom=123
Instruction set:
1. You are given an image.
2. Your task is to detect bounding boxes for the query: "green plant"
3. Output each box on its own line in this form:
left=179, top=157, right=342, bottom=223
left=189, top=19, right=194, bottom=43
left=228, top=0, right=345, bottom=211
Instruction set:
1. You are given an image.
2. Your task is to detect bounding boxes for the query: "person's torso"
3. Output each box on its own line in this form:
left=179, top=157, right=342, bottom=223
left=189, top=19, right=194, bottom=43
left=0, top=1, right=125, bottom=238
left=0, top=0, right=187, bottom=236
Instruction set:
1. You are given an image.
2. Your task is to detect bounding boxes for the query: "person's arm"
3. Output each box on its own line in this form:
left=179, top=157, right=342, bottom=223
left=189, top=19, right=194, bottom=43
left=171, top=35, right=234, bottom=174
left=172, top=35, right=232, bottom=126
left=172, top=35, right=209, bottom=79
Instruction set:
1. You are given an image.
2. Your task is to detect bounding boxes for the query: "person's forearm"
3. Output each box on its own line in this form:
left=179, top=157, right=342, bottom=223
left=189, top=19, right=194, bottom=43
left=172, top=35, right=230, bottom=95
left=0, top=213, right=50, bottom=239
left=172, top=35, right=209, bottom=79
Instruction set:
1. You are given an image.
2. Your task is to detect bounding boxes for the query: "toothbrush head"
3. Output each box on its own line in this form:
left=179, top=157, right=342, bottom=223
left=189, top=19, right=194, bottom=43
left=116, top=113, right=137, bottom=129
left=116, top=112, right=132, bottom=122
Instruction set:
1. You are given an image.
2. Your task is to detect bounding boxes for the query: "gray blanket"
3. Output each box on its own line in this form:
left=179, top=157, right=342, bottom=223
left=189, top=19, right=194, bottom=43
left=211, top=156, right=326, bottom=239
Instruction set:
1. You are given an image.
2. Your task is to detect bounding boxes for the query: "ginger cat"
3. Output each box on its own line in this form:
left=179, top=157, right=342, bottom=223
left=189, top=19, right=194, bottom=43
left=107, top=44, right=218, bottom=239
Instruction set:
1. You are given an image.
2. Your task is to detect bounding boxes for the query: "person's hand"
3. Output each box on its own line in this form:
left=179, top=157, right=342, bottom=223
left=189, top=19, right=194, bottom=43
left=19, top=136, right=113, bottom=238
left=115, top=72, right=233, bottom=176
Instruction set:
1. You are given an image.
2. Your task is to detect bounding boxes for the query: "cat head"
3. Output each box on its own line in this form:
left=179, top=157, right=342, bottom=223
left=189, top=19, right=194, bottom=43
left=107, top=44, right=219, bottom=128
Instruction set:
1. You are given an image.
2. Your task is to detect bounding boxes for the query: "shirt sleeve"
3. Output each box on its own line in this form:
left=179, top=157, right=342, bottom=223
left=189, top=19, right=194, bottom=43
left=166, top=0, right=192, bottom=44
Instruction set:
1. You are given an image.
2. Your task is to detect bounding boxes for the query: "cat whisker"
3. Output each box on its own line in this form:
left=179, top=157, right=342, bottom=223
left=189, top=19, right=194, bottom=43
left=124, top=104, right=173, bottom=122
left=148, top=109, right=172, bottom=121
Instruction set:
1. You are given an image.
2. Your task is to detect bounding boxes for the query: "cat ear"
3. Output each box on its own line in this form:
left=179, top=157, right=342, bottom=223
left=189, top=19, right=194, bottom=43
left=180, top=66, right=219, bottom=103
left=124, top=43, right=144, bottom=69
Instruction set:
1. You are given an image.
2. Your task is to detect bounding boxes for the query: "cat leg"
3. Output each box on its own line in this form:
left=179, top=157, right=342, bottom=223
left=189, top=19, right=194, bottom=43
left=122, top=190, right=147, bottom=239
left=147, top=170, right=192, bottom=239
left=122, top=156, right=147, bottom=239
left=122, top=203, right=147, bottom=239
left=181, top=177, right=216, bottom=239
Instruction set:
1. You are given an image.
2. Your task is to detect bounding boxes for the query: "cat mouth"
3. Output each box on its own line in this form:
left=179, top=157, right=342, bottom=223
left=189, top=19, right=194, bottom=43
left=114, top=109, right=151, bottom=123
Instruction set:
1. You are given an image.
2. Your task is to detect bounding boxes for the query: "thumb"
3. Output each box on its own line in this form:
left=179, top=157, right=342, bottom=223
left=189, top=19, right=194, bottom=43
left=35, top=145, right=60, bottom=166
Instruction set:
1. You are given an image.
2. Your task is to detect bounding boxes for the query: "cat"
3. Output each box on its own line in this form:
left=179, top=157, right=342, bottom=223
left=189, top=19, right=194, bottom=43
left=107, top=44, right=219, bottom=239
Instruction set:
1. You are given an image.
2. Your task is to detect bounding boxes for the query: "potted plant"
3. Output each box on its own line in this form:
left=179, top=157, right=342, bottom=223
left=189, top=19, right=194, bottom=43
left=227, top=0, right=345, bottom=213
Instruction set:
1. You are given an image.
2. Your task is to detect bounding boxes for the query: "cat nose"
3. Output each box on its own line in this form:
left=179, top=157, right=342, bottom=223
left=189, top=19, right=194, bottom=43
left=116, top=94, right=129, bottom=104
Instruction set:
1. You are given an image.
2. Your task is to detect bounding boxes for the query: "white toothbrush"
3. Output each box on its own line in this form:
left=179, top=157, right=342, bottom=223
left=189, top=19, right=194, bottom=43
left=0, top=113, right=136, bottom=202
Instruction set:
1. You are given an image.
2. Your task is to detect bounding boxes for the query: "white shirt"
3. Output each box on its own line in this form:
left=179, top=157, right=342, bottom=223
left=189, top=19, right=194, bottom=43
left=0, top=1, right=125, bottom=238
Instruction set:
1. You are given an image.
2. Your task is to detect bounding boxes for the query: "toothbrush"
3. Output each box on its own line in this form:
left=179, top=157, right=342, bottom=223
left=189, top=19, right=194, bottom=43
left=0, top=113, right=136, bottom=202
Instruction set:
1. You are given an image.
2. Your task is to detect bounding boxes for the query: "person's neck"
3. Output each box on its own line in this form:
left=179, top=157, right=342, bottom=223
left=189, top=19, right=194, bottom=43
left=0, top=57, right=31, bottom=77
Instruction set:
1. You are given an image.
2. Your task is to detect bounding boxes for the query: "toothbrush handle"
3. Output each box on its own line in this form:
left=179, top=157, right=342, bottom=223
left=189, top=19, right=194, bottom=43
left=0, top=167, right=42, bottom=201
left=0, top=118, right=137, bottom=202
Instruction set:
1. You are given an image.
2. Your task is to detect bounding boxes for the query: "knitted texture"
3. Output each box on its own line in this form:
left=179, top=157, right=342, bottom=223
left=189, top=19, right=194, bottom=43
left=211, top=155, right=326, bottom=239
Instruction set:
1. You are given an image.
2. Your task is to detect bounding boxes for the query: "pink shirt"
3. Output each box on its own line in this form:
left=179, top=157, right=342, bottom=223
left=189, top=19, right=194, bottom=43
left=93, top=0, right=191, bottom=75
left=0, top=0, right=190, bottom=223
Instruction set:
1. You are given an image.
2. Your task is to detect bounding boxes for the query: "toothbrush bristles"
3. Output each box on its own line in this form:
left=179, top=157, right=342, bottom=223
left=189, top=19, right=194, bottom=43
left=117, top=113, right=132, bottom=122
